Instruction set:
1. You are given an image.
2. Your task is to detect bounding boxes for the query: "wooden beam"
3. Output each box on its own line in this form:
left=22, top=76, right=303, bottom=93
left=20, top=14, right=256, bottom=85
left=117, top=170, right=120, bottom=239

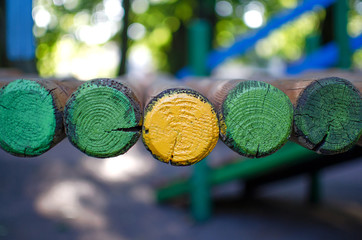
left=142, top=79, right=219, bottom=166
left=0, top=68, right=23, bottom=87
left=357, top=138, right=362, bottom=147
left=156, top=142, right=320, bottom=202
left=274, top=76, right=361, bottom=154
left=188, top=79, right=294, bottom=158
left=64, top=78, right=142, bottom=158
left=0, top=78, right=81, bottom=156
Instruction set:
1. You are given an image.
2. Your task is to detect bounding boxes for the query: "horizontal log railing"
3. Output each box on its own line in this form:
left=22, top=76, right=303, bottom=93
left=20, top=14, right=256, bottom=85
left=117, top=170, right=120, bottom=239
left=0, top=77, right=82, bottom=156
left=187, top=79, right=294, bottom=158
left=0, top=73, right=360, bottom=160
left=64, top=78, right=143, bottom=158
left=141, top=79, right=219, bottom=166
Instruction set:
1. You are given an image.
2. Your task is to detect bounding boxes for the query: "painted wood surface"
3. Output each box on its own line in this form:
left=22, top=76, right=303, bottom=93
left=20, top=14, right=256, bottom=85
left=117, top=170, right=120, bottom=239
left=64, top=78, right=142, bottom=158
left=188, top=79, right=294, bottom=158
left=274, top=76, right=361, bottom=154
left=0, top=72, right=360, bottom=158
left=0, top=78, right=81, bottom=156
left=142, top=80, right=219, bottom=166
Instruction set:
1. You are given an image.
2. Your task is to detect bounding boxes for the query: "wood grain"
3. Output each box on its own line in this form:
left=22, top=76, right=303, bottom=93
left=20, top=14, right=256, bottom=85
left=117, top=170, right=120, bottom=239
left=188, top=79, right=294, bottom=158
left=142, top=79, right=219, bottom=166
left=274, top=76, right=361, bottom=154
left=64, top=78, right=142, bottom=158
left=0, top=78, right=81, bottom=156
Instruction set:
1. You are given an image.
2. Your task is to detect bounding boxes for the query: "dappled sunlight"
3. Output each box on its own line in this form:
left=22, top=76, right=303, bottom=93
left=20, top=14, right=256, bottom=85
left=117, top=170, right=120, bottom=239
left=279, top=0, right=298, bottom=8
left=104, top=0, right=124, bottom=21
left=35, top=179, right=107, bottom=229
left=129, top=184, right=154, bottom=204
left=33, top=0, right=122, bottom=78
left=127, top=23, right=146, bottom=40
left=81, top=145, right=155, bottom=183
left=132, top=0, right=149, bottom=14
left=128, top=45, right=154, bottom=78
left=54, top=39, right=119, bottom=79
left=243, top=9, right=263, bottom=29
left=243, top=1, right=265, bottom=29
left=215, top=1, right=233, bottom=17
left=32, top=6, right=52, bottom=28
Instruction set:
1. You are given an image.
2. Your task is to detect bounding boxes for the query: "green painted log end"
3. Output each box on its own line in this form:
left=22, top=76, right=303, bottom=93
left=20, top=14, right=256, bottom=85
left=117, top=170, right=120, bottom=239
left=294, top=77, right=362, bottom=154
left=220, top=80, right=294, bottom=158
left=0, top=79, right=59, bottom=156
left=64, top=78, right=142, bottom=158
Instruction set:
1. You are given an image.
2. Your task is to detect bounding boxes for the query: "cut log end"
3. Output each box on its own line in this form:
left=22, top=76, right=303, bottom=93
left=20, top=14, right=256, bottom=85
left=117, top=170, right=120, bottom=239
left=294, top=77, right=362, bottom=154
left=220, top=80, right=294, bottom=158
left=0, top=79, right=60, bottom=156
left=64, top=79, right=142, bottom=158
left=142, top=88, right=219, bottom=166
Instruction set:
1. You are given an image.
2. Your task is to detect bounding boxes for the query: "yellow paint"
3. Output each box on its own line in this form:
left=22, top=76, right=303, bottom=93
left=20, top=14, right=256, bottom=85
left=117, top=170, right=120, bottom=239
left=219, top=114, right=227, bottom=137
left=143, top=92, right=219, bottom=165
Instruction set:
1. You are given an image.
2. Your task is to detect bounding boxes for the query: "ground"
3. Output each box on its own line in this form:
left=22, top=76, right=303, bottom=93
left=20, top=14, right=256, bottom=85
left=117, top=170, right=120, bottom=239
left=0, top=139, right=361, bottom=240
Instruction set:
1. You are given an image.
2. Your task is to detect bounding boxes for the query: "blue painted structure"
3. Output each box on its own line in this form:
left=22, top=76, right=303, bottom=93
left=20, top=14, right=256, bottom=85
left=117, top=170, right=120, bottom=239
left=166, top=0, right=361, bottom=222
left=287, top=34, right=362, bottom=74
left=207, top=0, right=335, bottom=69
left=177, top=0, right=362, bottom=78
left=177, top=0, right=337, bottom=77
left=6, top=0, right=35, bottom=61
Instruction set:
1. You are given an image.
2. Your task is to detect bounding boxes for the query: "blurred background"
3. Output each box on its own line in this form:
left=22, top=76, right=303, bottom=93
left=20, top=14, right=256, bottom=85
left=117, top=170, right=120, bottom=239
left=1, top=0, right=362, bottom=78
left=0, top=0, right=362, bottom=239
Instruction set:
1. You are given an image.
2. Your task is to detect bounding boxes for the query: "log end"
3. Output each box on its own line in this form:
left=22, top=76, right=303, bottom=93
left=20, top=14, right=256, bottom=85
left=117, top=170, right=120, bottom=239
left=294, top=77, right=362, bottom=154
left=142, top=88, right=219, bottom=166
left=64, top=79, right=142, bottom=158
left=0, top=79, right=60, bottom=156
left=220, top=80, right=294, bottom=158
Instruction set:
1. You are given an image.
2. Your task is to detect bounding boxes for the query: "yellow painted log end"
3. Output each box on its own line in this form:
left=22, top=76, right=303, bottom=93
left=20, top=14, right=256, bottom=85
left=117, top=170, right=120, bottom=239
left=143, top=89, right=219, bottom=166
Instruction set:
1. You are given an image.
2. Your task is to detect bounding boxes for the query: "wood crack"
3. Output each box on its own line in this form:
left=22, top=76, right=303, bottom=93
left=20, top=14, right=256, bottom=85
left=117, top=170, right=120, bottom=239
left=106, top=126, right=141, bottom=133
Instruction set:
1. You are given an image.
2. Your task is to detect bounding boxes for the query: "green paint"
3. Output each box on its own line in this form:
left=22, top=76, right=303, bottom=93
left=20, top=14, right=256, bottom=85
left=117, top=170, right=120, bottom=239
left=334, top=0, right=351, bottom=68
left=188, top=20, right=211, bottom=76
left=221, top=80, right=293, bottom=158
left=0, top=79, right=56, bottom=156
left=64, top=80, right=141, bottom=158
left=308, top=171, right=321, bottom=204
left=294, top=77, right=362, bottom=154
left=156, top=142, right=320, bottom=202
left=188, top=19, right=212, bottom=222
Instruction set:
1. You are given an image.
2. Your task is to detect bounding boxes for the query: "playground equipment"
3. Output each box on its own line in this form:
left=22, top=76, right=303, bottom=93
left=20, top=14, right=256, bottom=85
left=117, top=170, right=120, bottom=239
left=188, top=79, right=294, bottom=158
left=274, top=77, right=362, bottom=154
left=64, top=78, right=142, bottom=158
left=0, top=0, right=361, bottom=223
left=142, top=79, right=219, bottom=166
left=159, top=0, right=362, bottom=222
left=2, top=0, right=35, bottom=72
left=0, top=78, right=80, bottom=156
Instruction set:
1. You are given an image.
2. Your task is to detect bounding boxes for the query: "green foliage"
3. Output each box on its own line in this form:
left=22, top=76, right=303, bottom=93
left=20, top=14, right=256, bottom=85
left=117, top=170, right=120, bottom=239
left=33, top=0, right=362, bottom=77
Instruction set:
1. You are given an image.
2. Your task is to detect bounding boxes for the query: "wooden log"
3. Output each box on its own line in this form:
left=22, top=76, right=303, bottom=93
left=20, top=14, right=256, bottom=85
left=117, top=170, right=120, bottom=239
left=188, top=79, right=294, bottom=158
left=142, top=79, right=219, bottom=166
left=358, top=138, right=362, bottom=147
left=0, top=78, right=81, bottom=156
left=64, top=78, right=142, bottom=158
left=295, top=69, right=362, bottom=82
left=273, top=76, right=362, bottom=154
left=0, top=68, right=23, bottom=78
left=0, top=80, right=6, bottom=89
left=305, top=69, right=362, bottom=148
left=0, top=69, right=23, bottom=88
